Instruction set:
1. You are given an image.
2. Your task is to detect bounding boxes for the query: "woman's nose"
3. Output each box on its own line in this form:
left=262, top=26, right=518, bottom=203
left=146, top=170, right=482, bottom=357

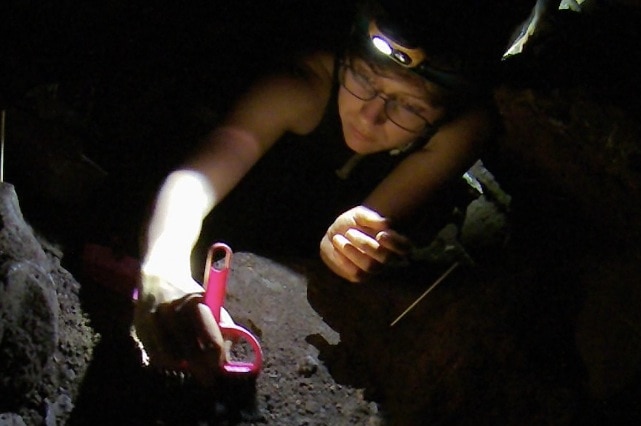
left=359, top=96, right=387, bottom=125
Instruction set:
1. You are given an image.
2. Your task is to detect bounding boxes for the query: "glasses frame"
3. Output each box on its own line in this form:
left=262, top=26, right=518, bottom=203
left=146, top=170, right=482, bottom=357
left=338, top=61, right=434, bottom=134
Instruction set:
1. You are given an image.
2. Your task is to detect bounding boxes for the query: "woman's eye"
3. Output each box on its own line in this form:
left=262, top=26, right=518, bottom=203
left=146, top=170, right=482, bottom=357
left=352, top=66, right=376, bottom=85
left=397, top=100, right=426, bottom=115
left=353, top=71, right=371, bottom=86
left=353, top=71, right=369, bottom=85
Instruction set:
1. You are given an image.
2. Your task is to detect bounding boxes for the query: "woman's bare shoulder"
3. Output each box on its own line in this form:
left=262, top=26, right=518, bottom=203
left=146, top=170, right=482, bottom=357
left=266, top=51, right=336, bottom=134
left=296, top=51, right=335, bottom=83
left=224, top=51, right=337, bottom=138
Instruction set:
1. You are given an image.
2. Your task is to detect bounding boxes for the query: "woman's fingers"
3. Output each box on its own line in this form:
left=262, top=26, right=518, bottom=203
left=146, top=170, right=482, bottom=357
left=186, top=303, right=226, bottom=385
left=327, top=206, right=389, bottom=238
left=321, top=206, right=412, bottom=282
left=320, top=234, right=361, bottom=282
left=153, top=295, right=226, bottom=386
left=344, top=228, right=388, bottom=264
left=332, top=233, right=383, bottom=274
left=352, top=205, right=389, bottom=230
left=375, top=230, right=413, bottom=256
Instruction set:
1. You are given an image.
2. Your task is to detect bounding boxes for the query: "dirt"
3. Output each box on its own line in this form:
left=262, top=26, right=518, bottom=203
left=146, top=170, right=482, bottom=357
left=3, top=1, right=641, bottom=425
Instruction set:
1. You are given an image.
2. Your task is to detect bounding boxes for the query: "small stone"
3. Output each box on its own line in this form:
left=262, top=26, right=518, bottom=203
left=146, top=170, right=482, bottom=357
left=53, top=393, right=74, bottom=415
left=0, top=413, right=27, bottom=426
left=296, top=355, right=318, bottom=377
left=64, top=367, right=76, bottom=381
left=304, top=400, right=319, bottom=414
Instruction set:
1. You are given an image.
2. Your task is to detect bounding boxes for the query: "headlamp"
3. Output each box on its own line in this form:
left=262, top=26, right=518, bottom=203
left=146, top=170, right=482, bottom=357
left=368, top=20, right=426, bottom=69
left=356, top=17, right=473, bottom=92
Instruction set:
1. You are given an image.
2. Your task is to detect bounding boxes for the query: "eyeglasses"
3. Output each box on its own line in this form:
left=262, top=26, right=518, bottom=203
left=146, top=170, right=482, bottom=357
left=338, top=62, right=433, bottom=133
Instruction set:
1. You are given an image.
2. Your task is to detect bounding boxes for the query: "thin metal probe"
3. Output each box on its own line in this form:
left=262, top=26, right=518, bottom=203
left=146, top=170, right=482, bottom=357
left=1, top=109, right=5, bottom=182
left=390, top=261, right=460, bottom=327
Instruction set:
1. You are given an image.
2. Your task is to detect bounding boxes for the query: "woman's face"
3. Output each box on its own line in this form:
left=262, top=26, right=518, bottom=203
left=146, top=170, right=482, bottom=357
left=338, top=57, right=446, bottom=154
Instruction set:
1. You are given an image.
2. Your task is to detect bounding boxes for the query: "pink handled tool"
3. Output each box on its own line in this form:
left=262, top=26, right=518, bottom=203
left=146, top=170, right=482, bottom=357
left=203, top=242, right=263, bottom=376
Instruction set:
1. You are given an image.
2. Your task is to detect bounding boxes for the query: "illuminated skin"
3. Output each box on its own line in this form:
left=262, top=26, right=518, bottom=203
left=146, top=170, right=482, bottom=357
left=137, top=50, right=494, bottom=382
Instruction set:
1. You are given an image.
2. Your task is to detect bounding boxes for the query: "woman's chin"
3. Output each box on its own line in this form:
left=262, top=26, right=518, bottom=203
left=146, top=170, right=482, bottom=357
left=344, top=134, right=375, bottom=154
left=345, top=141, right=366, bottom=154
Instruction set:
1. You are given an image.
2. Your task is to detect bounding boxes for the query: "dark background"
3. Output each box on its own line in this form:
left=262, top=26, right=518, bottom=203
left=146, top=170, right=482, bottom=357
left=0, top=0, right=358, bottom=253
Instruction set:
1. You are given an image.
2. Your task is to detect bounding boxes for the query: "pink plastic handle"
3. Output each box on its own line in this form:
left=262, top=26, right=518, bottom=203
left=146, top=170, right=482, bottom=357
left=204, top=242, right=263, bottom=376
left=219, top=324, right=263, bottom=375
left=203, top=243, right=231, bottom=323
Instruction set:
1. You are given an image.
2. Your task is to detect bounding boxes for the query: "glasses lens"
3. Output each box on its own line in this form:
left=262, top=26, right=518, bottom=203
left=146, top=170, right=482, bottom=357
left=341, top=65, right=376, bottom=101
left=385, top=103, right=426, bottom=132
left=340, top=63, right=430, bottom=133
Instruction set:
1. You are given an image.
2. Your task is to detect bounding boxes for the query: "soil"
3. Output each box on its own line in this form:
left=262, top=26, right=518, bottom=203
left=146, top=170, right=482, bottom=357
left=3, top=1, right=641, bottom=425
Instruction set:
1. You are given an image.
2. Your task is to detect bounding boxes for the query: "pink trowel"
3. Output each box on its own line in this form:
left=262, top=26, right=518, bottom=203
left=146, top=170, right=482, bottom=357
left=203, top=242, right=263, bottom=376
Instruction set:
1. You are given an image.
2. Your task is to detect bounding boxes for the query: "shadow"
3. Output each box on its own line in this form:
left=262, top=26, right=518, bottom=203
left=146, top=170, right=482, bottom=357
left=304, top=261, right=463, bottom=423
left=305, top=248, right=589, bottom=425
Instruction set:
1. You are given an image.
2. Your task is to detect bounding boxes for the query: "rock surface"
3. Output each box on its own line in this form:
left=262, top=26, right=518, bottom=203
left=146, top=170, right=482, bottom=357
left=0, top=184, right=98, bottom=425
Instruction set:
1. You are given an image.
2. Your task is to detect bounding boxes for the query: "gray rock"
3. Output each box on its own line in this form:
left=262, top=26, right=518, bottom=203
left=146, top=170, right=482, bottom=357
left=0, top=260, right=59, bottom=400
left=0, top=413, right=27, bottom=426
left=0, top=184, right=49, bottom=266
left=0, top=183, right=97, bottom=424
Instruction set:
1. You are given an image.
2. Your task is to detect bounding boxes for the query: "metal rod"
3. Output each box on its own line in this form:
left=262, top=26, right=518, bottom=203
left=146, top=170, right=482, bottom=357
left=1, top=110, right=5, bottom=182
left=389, top=261, right=460, bottom=327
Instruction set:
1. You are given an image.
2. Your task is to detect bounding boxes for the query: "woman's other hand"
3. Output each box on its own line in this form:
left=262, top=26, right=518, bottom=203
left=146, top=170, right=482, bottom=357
left=320, top=206, right=411, bottom=282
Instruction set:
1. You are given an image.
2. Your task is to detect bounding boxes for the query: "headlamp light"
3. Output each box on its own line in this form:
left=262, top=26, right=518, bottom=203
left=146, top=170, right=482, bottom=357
left=368, top=20, right=426, bottom=69
left=358, top=17, right=473, bottom=92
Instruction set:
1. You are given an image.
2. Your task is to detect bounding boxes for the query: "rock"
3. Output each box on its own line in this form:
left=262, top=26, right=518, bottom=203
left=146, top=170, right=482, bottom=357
left=297, top=355, right=319, bottom=378
left=0, top=183, right=98, bottom=424
left=0, top=413, right=27, bottom=426
left=0, top=260, right=59, bottom=404
left=0, top=184, right=60, bottom=404
left=0, top=184, right=49, bottom=266
left=44, top=393, right=74, bottom=426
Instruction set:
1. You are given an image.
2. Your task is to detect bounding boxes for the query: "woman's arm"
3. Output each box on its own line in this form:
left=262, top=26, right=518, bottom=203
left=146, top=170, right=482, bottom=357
left=185, top=53, right=335, bottom=204
left=134, top=52, right=335, bottom=384
left=365, top=106, right=495, bottom=222
left=141, top=54, right=334, bottom=284
left=320, top=106, right=496, bottom=283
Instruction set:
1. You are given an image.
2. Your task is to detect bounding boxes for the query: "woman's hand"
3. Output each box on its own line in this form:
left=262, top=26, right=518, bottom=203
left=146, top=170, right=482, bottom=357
left=132, top=274, right=235, bottom=386
left=133, top=169, right=232, bottom=385
left=320, top=206, right=412, bottom=282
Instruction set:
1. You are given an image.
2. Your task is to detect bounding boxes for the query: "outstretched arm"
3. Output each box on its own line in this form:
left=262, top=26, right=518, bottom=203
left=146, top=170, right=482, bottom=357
left=134, top=53, right=335, bottom=383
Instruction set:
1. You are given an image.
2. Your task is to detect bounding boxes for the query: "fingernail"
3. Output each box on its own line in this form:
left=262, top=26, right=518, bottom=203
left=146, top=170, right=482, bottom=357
left=376, top=231, right=388, bottom=241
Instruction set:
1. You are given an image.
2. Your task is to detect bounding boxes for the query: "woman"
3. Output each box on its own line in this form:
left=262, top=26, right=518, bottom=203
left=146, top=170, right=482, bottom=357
left=133, top=0, right=528, bottom=385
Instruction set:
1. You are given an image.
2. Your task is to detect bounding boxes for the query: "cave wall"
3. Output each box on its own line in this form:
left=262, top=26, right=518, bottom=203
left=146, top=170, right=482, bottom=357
left=0, top=184, right=98, bottom=425
left=489, top=3, right=641, bottom=401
